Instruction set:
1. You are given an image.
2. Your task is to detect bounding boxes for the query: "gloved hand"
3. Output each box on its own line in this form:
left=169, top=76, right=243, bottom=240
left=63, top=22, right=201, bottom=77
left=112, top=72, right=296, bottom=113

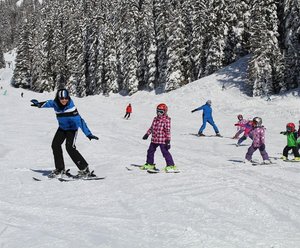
left=88, top=134, right=99, bottom=140
left=280, top=131, right=285, bottom=134
left=234, top=123, right=239, bottom=126
left=30, top=99, right=40, bottom=107
left=142, top=134, right=149, bottom=140
left=191, top=109, right=196, bottom=113
left=165, top=140, right=171, bottom=150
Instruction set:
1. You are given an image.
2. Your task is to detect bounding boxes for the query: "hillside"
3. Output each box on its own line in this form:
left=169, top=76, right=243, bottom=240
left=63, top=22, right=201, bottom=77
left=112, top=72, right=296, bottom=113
left=0, top=53, right=300, bottom=248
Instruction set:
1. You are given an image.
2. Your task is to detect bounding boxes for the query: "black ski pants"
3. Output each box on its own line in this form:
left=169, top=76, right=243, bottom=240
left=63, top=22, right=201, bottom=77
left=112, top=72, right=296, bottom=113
left=51, top=128, right=88, bottom=171
left=124, top=112, right=131, bottom=119
left=283, top=145, right=300, bottom=158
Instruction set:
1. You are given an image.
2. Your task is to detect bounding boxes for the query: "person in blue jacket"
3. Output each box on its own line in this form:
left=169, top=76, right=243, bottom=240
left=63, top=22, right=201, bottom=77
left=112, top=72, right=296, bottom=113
left=191, top=100, right=221, bottom=137
left=31, top=89, right=99, bottom=178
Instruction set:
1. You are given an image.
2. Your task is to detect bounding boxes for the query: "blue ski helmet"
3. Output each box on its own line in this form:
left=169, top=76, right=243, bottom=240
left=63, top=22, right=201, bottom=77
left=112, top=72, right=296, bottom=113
left=57, top=89, right=70, bottom=99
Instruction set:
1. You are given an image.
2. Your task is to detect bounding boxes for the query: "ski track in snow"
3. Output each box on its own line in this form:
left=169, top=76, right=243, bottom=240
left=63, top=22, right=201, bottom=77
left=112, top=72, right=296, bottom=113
left=0, top=54, right=300, bottom=247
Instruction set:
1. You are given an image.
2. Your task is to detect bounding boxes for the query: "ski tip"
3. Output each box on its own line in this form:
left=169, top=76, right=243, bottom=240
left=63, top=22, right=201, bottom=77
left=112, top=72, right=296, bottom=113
left=32, top=177, right=42, bottom=181
left=147, top=169, right=160, bottom=173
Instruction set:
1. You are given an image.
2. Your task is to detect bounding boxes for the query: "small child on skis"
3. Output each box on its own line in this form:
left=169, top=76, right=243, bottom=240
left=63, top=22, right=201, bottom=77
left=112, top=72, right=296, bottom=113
left=234, top=119, right=253, bottom=146
left=141, top=103, right=178, bottom=172
left=280, top=122, right=300, bottom=161
left=232, top=114, right=247, bottom=139
left=244, top=117, right=270, bottom=164
left=124, top=103, right=132, bottom=119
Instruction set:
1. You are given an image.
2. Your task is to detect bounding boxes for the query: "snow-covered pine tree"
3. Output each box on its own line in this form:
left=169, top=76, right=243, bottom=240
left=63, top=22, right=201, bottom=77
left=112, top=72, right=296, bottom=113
left=95, top=0, right=118, bottom=95
left=152, top=0, right=169, bottom=92
left=35, top=1, right=57, bottom=92
left=118, top=0, right=139, bottom=95
left=223, top=0, right=250, bottom=65
left=165, top=1, right=186, bottom=91
left=50, top=1, right=68, bottom=90
left=64, top=0, right=85, bottom=96
left=282, top=0, right=300, bottom=90
left=144, top=1, right=158, bottom=91
left=0, top=38, right=5, bottom=69
left=247, top=0, right=284, bottom=96
left=12, top=17, right=34, bottom=89
left=204, top=0, right=228, bottom=76
left=191, top=0, right=207, bottom=79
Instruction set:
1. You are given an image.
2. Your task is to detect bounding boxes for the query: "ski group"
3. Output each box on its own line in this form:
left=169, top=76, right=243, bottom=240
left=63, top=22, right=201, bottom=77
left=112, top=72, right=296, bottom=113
left=233, top=114, right=300, bottom=164
left=30, top=89, right=299, bottom=181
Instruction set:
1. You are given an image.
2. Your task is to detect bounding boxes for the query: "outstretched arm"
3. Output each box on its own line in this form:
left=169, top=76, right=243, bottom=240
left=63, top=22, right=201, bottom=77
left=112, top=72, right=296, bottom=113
left=191, top=105, right=204, bottom=113
left=30, top=99, right=54, bottom=108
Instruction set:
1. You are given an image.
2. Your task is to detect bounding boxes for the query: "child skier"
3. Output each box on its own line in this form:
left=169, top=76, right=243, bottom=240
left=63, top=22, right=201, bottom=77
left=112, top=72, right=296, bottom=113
left=141, top=103, right=178, bottom=172
left=234, top=120, right=254, bottom=146
left=124, top=103, right=132, bottom=119
left=30, top=89, right=99, bottom=178
left=232, top=114, right=247, bottom=139
left=244, top=117, right=270, bottom=164
left=280, top=123, right=300, bottom=161
left=191, top=100, right=221, bottom=137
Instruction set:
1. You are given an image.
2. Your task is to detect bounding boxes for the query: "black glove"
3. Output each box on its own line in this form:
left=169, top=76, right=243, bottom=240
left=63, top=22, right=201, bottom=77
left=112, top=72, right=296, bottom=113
left=165, top=140, right=171, bottom=150
left=142, top=134, right=149, bottom=140
left=88, top=134, right=99, bottom=140
left=191, top=109, right=196, bottom=113
left=280, top=131, right=285, bottom=134
left=30, top=99, right=40, bottom=107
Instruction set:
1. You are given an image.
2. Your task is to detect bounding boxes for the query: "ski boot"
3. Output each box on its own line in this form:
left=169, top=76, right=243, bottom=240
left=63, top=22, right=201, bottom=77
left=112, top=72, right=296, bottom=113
left=48, top=169, right=65, bottom=178
left=216, top=133, right=222, bottom=137
left=164, top=165, right=179, bottom=173
left=75, top=167, right=96, bottom=178
left=140, top=163, right=156, bottom=170
left=263, top=160, right=272, bottom=164
left=197, top=132, right=205, bottom=137
left=280, top=155, right=287, bottom=161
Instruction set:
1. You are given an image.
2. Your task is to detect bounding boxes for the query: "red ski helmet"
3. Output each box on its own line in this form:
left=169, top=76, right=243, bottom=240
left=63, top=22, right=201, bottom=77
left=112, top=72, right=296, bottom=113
left=286, top=123, right=295, bottom=132
left=157, top=103, right=168, bottom=115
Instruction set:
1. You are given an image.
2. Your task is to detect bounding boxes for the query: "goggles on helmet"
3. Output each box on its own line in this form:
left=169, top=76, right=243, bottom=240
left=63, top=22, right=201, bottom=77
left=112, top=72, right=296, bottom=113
left=157, top=109, right=165, bottom=115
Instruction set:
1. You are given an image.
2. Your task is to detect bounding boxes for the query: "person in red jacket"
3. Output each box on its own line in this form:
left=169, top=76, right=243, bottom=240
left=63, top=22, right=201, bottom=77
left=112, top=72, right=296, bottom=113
left=124, top=103, right=132, bottom=119
left=141, top=103, right=178, bottom=173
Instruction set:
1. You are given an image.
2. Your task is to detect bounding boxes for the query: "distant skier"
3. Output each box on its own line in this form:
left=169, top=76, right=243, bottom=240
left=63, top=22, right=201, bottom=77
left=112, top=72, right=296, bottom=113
left=280, top=123, right=300, bottom=161
left=21, top=92, right=24, bottom=97
left=141, top=103, right=178, bottom=172
left=30, top=89, right=99, bottom=178
left=234, top=119, right=254, bottom=146
left=232, top=114, right=247, bottom=139
left=123, top=103, right=132, bottom=119
left=244, top=117, right=270, bottom=164
left=191, top=100, right=221, bottom=136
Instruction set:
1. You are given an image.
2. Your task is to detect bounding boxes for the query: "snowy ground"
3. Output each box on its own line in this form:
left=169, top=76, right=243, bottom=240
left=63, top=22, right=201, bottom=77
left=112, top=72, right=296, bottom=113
left=0, top=52, right=300, bottom=248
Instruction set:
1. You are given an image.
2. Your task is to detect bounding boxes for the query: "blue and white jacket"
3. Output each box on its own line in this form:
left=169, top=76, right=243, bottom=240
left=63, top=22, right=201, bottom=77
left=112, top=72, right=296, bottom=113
left=40, top=99, right=92, bottom=137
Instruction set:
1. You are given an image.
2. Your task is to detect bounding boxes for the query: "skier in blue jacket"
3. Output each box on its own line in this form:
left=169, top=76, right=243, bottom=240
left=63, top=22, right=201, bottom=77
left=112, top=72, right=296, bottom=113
left=191, top=100, right=221, bottom=136
left=31, top=89, right=99, bottom=178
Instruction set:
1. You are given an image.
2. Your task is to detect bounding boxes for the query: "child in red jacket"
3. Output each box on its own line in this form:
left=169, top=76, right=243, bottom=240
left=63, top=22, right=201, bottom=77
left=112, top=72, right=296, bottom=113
left=124, top=103, right=132, bottom=119
left=141, top=103, right=178, bottom=172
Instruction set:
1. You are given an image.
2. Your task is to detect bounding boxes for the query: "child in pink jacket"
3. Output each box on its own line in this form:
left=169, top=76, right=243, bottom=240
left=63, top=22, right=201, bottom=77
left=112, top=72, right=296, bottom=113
left=141, top=103, right=177, bottom=172
left=245, top=117, right=270, bottom=164
left=233, top=114, right=248, bottom=139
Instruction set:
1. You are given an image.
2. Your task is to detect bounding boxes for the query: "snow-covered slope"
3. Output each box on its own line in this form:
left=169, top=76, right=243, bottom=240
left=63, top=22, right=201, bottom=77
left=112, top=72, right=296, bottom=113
left=0, top=53, right=300, bottom=248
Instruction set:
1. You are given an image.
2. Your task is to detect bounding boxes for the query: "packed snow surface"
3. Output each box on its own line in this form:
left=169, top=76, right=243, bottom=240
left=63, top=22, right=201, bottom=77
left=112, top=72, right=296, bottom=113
left=0, top=51, right=299, bottom=248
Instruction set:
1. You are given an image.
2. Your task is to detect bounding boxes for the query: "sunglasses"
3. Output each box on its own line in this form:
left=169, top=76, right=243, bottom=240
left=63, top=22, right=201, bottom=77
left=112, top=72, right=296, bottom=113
left=157, top=109, right=164, bottom=115
left=59, top=97, right=69, bottom=100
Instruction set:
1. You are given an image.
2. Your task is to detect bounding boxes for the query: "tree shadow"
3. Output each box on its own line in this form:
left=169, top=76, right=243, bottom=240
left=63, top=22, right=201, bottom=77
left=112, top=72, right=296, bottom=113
left=216, top=55, right=252, bottom=96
